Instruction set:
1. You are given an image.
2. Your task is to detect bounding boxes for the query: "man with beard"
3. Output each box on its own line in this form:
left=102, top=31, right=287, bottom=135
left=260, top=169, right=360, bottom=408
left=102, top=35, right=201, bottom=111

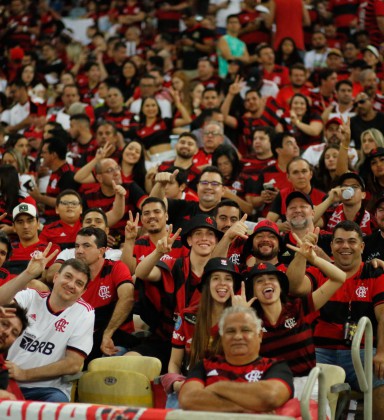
left=213, top=218, right=282, bottom=271
left=359, top=69, right=384, bottom=113
left=0, top=304, right=28, bottom=400
left=279, top=191, right=332, bottom=265
left=157, top=132, right=201, bottom=186
left=121, top=197, right=188, bottom=274
left=350, top=92, right=384, bottom=149
left=304, top=31, right=330, bottom=72
left=151, top=166, right=225, bottom=231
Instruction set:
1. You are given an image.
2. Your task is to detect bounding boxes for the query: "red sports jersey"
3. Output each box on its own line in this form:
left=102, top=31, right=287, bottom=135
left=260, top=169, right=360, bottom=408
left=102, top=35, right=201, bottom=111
left=260, top=295, right=317, bottom=376
left=5, top=240, right=61, bottom=277
left=306, top=262, right=384, bottom=349
left=192, top=148, right=212, bottom=167
left=82, top=259, right=134, bottom=333
left=39, top=220, right=82, bottom=251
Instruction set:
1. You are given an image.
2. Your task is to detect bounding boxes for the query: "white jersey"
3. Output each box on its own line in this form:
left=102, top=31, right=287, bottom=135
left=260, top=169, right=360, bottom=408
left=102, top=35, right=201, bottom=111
left=56, top=247, right=122, bottom=262
left=8, top=289, right=94, bottom=398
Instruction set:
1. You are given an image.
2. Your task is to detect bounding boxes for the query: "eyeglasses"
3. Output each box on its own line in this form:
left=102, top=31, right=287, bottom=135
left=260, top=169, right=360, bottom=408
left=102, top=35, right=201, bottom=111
left=203, top=131, right=221, bottom=136
left=355, top=99, right=368, bottom=105
left=102, top=165, right=121, bottom=174
left=59, top=201, right=81, bottom=207
left=199, top=180, right=223, bottom=187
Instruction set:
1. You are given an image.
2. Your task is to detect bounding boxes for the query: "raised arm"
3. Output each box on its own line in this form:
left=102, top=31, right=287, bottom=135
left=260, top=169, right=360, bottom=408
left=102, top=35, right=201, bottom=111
left=120, top=211, right=140, bottom=274
left=135, top=226, right=182, bottom=282
left=0, top=244, right=58, bottom=305
left=220, top=77, right=242, bottom=129
left=105, top=181, right=126, bottom=227
left=74, top=143, right=115, bottom=184
left=211, top=214, right=248, bottom=258
left=288, top=235, right=346, bottom=310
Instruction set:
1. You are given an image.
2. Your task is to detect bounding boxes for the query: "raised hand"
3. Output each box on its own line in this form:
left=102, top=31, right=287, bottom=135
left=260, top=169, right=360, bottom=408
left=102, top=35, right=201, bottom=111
left=225, top=214, right=249, bottom=241
left=112, top=180, right=126, bottom=197
left=125, top=211, right=140, bottom=241
left=155, top=168, right=179, bottom=185
left=286, top=234, right=316, bottom=264
left=231, top=281, right=256, bottom=307
left=156, top=225, right=182, bottom=254
left=0, top=306, right=16, bottom=318
left=228, top=75, right=244, bottom=96
left=25, top=243, right=59, bottom=279
left=340, top=116, right=351, bottom=147
left=96, top=142, right=115, bottom=160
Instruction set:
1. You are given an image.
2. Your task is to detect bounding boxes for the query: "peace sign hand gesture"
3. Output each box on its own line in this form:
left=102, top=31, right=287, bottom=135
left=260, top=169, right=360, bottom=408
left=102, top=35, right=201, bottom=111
left=286, top=234, right=317, bottom=265
left=25, top=243, right=59, bottom=279
left=125, top=211, right=140, bottom=241
left=156, top=225, right=182, bottom=255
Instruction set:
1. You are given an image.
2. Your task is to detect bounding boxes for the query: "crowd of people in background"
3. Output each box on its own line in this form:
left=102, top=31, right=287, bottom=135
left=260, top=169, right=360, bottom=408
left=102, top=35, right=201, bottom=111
left=1, top=0, right=384, bottom=416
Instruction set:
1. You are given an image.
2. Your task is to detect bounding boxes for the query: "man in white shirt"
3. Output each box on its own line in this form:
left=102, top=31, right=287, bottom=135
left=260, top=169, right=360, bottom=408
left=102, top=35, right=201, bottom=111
left=1, top=247, right=94, bottom=403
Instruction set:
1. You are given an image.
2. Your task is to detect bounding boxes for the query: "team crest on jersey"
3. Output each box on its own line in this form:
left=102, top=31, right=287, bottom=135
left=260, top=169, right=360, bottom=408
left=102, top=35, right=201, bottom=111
left=356, top=286, right=368, bottom=298
left=99, top=285, right=111, bottom=299
left=229, top=253, right=240, bottom=265
left=245, top=370, right=263, bottom=382
left=55, top=318, right=69, bottom=332
left=284, top=317, right=297, bottom=329
left=51, top=179, right=57, bottom=189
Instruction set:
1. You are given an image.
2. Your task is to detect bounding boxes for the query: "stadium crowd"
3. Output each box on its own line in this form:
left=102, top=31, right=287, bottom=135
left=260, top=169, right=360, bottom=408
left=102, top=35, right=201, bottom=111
left=1, top=0, right=384, bottom=416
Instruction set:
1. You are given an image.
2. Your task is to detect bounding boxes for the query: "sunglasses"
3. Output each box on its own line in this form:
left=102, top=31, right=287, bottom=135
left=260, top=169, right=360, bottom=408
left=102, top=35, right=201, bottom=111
left=355, top=99, right=368, bottom=105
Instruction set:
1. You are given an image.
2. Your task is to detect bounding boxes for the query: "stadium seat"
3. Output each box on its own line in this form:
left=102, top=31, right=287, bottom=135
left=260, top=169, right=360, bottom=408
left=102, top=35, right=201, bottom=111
left=316, top=363, right=348, bottom=420
left=77, top=356, right=162, bottom=407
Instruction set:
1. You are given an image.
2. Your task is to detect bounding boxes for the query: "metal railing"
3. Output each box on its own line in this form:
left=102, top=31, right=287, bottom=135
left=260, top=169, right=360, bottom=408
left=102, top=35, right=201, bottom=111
left=300, top=366, right=328, bottom=420
left=351, top=316, right=373, bottom=420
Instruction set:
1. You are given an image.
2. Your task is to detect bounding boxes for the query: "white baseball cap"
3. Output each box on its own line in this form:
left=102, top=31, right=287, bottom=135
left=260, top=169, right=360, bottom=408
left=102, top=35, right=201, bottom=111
left=12, top=203, right=37, bottom=221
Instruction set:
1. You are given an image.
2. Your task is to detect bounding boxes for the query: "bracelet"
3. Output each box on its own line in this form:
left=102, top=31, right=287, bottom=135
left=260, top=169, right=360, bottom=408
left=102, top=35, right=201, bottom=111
left=341, top=144, right=349, bottom=150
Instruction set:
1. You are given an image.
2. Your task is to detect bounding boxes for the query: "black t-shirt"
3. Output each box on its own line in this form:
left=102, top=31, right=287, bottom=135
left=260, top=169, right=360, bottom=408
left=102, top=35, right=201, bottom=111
left=167, top=199, right=215, bottom=231
left=363, top=229, right=384, bottom=262
left=180, top=25, right=215, bottom=69
left=350, top=112, right=384, bottom=149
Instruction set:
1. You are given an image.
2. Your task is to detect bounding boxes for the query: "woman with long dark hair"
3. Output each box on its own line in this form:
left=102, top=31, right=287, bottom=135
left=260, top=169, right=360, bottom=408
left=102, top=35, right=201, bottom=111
left=313, top=144, right=341, bottom=192
left=277, top=93, right=323, bottom=151
left=134, top=93, right=191, bottom=161
left=212, top=144, right=254, bottom=214
left=275, top=37, right=303, bottom=67
left=165, top=258, right=242, bottom=408
left=242, top=240, right=345, bottom=400
left=119, top=59, right=140, bottom=101
left=73, top=140, right=147, bottom=191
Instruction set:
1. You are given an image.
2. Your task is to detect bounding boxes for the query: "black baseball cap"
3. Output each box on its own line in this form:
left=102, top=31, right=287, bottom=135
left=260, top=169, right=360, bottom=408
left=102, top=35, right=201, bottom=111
left=246, top=262, right=289, bottom=296
left=338, top=172, right=365, bottom=190
left=286, top=191, right=314, bottom=208
left=199, top=258, right=242, bottom=291
left=181, top=214, right=223, bottom=248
